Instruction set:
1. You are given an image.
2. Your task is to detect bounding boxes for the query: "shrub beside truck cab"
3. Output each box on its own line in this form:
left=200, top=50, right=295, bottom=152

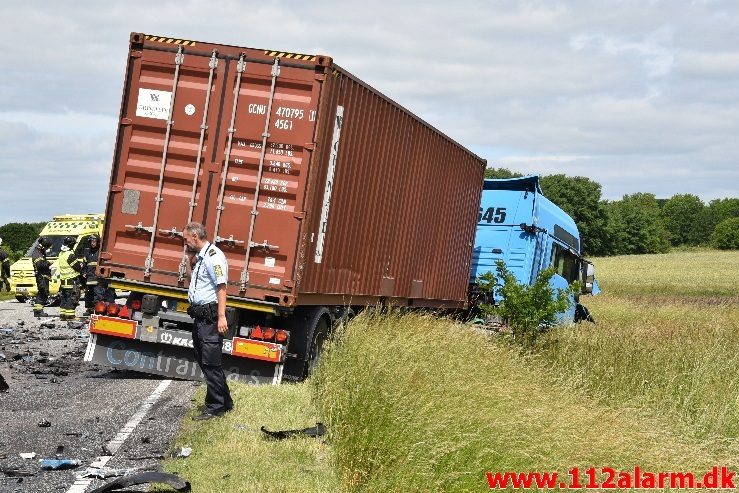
left=470, top=176, right=599, bottom=323
left=9, top=214, right=104, bottom=303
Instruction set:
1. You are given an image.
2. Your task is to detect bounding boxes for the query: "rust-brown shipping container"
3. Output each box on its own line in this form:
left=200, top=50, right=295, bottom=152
left=99, top=33, right=486, bottom=311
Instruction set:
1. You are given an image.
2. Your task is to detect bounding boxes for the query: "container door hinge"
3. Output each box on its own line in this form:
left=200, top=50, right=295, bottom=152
left=121, top=118, right=132, bottom=126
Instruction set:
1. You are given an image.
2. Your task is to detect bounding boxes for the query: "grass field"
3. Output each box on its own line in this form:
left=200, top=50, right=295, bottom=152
left=159, top=249, right=739, bottom=492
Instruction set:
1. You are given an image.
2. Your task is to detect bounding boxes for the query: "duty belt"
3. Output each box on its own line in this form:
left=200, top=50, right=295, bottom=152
left=187, top=301, right=218, bottom=320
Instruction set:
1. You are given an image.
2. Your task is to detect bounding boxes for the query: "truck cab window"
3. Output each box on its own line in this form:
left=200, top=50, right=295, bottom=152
left=551, top=243, right=579, bottom=284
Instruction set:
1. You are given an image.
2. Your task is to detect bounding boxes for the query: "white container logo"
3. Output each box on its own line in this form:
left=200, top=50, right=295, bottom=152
left=135, top=89, right=172, bottom=120
left=314, top=106, right=344, bottom=264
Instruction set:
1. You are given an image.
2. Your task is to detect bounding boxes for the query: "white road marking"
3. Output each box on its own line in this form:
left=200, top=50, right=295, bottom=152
left=65, top=379, right=172, bottom=493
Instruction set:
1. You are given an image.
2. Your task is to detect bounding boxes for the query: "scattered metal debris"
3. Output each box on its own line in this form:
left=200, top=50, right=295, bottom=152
left=260, top=422, right=326, bottom=440
left=37, top=420, right=51, bottom=428
left=89, top=472, right=190, bottom=493
left=0, top=467, right=35, bottom=477
left=76, top=465, right=155, bottom=480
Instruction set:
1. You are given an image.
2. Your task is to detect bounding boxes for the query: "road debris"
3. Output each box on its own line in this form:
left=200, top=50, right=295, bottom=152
left=19, top=452, right=36, bottom=459
left=37, top=420, right=51, bottom=428
left=39, top=458, right=81, bottom=470
left=171, top=446, right=192, bottom=458
left=260, top=422, right=326, bottom=440
left=76, top=464, right=155, bottom=480
left=89, top=471, right=190, bottom=492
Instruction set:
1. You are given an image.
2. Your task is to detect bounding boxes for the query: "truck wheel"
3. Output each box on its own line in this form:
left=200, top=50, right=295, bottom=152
left=284, top=307, right=331, bottom=381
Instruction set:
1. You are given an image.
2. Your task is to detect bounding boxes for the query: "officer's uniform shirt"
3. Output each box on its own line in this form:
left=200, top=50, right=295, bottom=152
left=188, top=241, right=228, bottom=306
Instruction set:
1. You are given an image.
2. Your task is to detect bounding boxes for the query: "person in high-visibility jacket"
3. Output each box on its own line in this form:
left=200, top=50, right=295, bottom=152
left=0, top=238, right=10, bottom=293
left=58, top=236, right=84, bottom=320
left=83, top=234, right=105, bottom=315
left=31, top=237, right=52, bottom=317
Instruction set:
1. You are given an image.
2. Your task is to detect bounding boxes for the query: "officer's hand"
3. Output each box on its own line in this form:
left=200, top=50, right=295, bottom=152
left=217, top=315, right=228, bottom=335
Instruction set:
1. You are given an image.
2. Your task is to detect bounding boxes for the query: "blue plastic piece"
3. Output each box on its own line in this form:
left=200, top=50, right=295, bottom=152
left=40, top=459, right=81, bottom=470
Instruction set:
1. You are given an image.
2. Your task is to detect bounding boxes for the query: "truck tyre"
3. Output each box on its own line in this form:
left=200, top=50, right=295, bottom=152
left=284, top=306, right=331, bottom=381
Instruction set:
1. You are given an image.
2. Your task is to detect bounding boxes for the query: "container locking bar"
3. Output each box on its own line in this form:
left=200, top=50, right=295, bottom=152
left=212, top=54, right=246, bottom=253
left=125, top=222, right=155, bottom=234
left=144, top=45, right=185, bottom=278
left=214, top=234, right=245, bottom=247
left=240, top=58, right=281, bottom=292
left=178, top=49, right=219, bottom=283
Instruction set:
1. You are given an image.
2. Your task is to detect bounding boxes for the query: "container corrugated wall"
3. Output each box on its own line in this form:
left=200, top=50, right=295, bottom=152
left=297, top=67, right=485, bottom=307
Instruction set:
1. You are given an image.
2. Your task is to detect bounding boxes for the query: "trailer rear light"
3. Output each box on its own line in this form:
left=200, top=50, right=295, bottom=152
left=130, top=299, right=142, bottom=311
left=118, top=305, right=131, bottom=319
left=106, top=303, right=120, bottom=316
left=274, top=330, right=289, bottom=344
left=250, top=326, right=264, bottom=340
left=262, top=327, right=275, bottom=341
left=94, top=301, right=107, bottom=314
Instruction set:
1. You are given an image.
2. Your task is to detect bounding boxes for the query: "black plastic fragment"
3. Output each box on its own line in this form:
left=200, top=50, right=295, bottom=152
left=260, top=422, right=326, bottom=440
left=89, top=472, right=190, bottom=492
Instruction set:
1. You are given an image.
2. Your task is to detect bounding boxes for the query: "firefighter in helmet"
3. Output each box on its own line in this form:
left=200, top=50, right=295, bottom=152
left=83, top=234, right=101, bottom=315
left=58, top=236, right=84, bottom=320
left=31, top=237, right=52, bottom=317
left=0, top=238, right=10, bottom=293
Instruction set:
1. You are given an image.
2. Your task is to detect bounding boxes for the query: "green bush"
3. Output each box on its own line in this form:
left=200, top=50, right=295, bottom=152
left=476, top=261, right=573, bottom=347
left=711, top=217, right=739, bottom=250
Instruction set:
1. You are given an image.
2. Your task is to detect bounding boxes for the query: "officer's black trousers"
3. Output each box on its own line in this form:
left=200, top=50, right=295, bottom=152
left=192, top=316, right=233, bottom=414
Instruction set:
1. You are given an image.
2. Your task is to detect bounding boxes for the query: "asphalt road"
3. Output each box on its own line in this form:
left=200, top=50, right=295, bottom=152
left=0, top=298, right=196, bottom=492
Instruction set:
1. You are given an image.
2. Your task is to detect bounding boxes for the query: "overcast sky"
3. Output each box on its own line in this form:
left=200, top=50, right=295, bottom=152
left=1, top=0, right=738, bottom=224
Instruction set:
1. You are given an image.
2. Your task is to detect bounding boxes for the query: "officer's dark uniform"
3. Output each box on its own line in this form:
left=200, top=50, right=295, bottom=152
left=0, top=243, right=10, bottom=293
left=31, top=239, right=52, bottom=317
left=58, top=237, right=83, bottom=320
left=187, top=241, right=233, bottom=417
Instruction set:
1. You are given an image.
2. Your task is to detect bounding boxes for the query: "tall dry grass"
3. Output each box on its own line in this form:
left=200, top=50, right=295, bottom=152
left=314, top=310, right=739, bottom=492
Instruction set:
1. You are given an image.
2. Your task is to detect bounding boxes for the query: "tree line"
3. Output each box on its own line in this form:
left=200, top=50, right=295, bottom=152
left=0, top=222, right=46, bottom=263
left=485, top=168, right=739, bottom=256
left=2, top=173, right=738, bottom=263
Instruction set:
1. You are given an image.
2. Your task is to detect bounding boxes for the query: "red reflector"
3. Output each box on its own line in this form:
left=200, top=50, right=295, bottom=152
left=275, top=330, right=288, bottom=344
left=250, top=326, right=264, bottom=340
left=94, top=301, right=107, bottom=314
left=118, top=305, right=131, bottom=319
left=262, top=327, right=275, bottom=341
left=130, top=299, right=142, bottom=311
left=106, top=303, right=120, bottom=316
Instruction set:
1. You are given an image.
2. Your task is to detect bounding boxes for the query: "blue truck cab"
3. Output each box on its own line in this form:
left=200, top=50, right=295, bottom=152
left=470, top=175, right=599, bottom=323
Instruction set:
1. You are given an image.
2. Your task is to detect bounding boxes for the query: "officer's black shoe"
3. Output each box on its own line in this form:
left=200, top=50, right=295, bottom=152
left=192, top=411, right=224, bottom=421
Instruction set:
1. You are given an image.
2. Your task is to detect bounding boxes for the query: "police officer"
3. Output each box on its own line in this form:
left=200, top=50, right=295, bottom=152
left=183, top=222, right=233, bottom=420
left=58, top=236, right=83, bottom=320
left=31, top=237, right=52, bottom=317
left=0, top=238, right=10, bottom=293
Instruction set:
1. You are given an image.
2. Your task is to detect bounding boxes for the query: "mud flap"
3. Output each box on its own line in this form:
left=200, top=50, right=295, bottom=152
left=84, top=333, right=283, bottom=385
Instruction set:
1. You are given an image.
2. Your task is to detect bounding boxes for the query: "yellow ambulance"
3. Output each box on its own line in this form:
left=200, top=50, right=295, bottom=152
left=9, top=214, right=104, bottom=303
